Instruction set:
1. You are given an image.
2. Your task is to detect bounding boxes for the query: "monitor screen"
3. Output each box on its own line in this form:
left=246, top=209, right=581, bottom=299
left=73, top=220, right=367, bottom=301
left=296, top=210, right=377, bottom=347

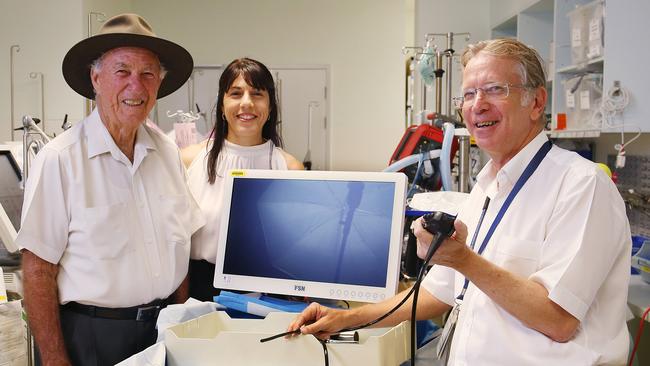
left=0, top=148, right=23, bottom=255
left=214, top=169, right=407, bottom=303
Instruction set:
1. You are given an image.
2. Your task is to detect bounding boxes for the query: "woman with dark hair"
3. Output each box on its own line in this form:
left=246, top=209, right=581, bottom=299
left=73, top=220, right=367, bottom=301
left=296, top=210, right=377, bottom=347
left=182, top=58, right=302, bottom=301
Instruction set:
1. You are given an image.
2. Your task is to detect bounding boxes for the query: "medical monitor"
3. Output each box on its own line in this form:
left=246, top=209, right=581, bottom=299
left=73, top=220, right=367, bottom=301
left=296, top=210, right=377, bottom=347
left=214, top=169, right=407, bottom=303
left=0, top=148, right=23, bottom=255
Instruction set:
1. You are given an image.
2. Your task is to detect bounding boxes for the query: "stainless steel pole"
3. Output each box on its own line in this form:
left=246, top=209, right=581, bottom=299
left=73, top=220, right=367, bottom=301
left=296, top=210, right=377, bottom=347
left=458, top=135, right=470, bottom=193
left=445, top=33, right=454, bottom=116
left=10, top=45, right=20, bottom=140
left=435, top=52, right=444, bottom=115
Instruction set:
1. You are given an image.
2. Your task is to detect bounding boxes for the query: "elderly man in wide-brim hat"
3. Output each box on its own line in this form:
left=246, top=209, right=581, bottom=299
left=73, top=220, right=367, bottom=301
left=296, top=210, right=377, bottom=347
left=17, top=13, right=204, bottom=365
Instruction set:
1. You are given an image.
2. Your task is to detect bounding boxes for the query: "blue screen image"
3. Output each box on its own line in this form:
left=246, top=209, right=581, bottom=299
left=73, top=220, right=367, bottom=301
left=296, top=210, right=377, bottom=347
left=222, top=178, right=396, bottom=288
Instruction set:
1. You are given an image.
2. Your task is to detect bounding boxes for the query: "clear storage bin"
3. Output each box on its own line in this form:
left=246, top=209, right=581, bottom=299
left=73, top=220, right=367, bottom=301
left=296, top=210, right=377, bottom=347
left=563, top=73, right=603, bottom=130
left=568, top=6, right=588, bottom=65
left=568, top=0, right=604, bottom=65
left=584, top=0, right=604, bottom=60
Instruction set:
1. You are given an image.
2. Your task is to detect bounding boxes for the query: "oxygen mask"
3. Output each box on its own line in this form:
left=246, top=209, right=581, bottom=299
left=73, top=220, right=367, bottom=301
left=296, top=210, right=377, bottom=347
left=417, top=46, right=436, bottom=86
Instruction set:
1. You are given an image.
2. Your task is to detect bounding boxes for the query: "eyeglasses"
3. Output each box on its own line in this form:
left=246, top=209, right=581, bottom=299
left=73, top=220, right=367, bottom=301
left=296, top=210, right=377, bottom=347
left=452, top=82, right=530, bottom=108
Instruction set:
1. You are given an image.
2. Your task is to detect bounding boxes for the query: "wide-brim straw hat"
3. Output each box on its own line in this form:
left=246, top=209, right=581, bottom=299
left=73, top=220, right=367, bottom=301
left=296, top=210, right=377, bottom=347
left=62, top=13, right=193, bottom=100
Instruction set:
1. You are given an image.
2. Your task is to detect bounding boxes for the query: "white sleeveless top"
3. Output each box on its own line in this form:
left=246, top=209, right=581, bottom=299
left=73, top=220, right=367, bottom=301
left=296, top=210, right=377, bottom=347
left=187, top=140, right=289, bottom=262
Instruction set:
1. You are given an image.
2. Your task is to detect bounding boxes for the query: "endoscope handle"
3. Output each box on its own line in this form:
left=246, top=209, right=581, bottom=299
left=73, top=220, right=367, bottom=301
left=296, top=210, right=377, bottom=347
left=421, top=211, right=457, bottom=262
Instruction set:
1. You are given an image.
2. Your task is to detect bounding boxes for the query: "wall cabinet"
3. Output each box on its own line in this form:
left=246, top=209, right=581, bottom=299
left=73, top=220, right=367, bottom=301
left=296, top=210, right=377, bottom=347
left=491, top=0, right=650, bottom=135
left=601, top=0, right=649, bottom=133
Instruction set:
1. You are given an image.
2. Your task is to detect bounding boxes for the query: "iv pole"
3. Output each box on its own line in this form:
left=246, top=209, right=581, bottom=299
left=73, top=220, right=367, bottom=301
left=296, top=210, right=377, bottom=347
left=10, top=45, right=20, bottom=141
left=423, top=32, right=470, bottom=117
left=29, top=72, right=45, bottom=133
left=85, top=12, right=106, bottom=116
left=401, top=46, right=424, bottom=128
left=423, top=32, right=471, bottom=192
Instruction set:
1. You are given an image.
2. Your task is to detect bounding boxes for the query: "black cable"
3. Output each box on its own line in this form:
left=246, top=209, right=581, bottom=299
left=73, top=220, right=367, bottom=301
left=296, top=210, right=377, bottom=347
left=260, top=329, right=300, bottom=343
left=316, top=337, right=329, bottom=366
left=260, top=228, right=448, bottom=366
left=342, top=233, right=446, bottom=366
left=341, top=265, right=422, bottom=332
left=341, top=233, right=443, bottom=334
left=409, top=234, right=446, bottom=366
left=261, top=331, right=329, bottom=366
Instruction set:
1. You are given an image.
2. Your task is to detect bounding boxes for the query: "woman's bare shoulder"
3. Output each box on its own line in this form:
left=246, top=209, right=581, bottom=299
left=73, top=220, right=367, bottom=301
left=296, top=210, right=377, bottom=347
left=280, top=150, right=304, bottom=170
left=181, top=140, right=209, bottom=168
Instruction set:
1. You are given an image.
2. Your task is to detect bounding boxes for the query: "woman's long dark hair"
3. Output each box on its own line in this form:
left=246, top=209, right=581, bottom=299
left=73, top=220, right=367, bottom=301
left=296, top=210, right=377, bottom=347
left=206, top=58, right=283, bottom=184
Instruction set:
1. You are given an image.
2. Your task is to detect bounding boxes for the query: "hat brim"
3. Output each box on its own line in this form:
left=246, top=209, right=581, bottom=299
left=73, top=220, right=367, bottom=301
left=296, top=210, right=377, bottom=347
left=62, top=33, right=193, bottom=100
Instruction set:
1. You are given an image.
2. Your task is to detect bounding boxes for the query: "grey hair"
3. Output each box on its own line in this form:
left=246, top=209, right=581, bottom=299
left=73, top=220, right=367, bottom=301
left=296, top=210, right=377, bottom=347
left=461, top=38, right=545, bottom=110
left=90, top=51, right=168, bottom=80
left=461, top=39, right=546, bottom=88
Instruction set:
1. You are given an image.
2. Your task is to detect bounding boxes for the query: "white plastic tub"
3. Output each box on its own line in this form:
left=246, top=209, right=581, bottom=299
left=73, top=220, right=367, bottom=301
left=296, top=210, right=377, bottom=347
left=164, top=311, right=411, bottom=366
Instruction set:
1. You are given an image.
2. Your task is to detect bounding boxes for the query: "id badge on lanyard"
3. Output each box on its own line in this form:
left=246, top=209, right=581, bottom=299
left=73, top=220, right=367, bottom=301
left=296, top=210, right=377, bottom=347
left=436, top=300, right=461, bottom=363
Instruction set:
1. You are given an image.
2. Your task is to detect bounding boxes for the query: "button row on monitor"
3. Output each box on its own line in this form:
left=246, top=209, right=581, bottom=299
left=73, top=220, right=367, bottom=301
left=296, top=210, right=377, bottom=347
left=329, top=289, right=386, bottom=301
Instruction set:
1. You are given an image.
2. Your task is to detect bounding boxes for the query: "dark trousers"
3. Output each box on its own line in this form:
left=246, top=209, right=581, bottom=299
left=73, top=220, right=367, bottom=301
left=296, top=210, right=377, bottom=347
left=35, top=306, right=159, bottom=366
left=189, top=259, right=221, bottom=302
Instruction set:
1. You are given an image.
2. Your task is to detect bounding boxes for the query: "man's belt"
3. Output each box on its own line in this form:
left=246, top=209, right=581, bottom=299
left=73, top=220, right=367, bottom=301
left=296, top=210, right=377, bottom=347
left=61, top=298, right=169, bottom=321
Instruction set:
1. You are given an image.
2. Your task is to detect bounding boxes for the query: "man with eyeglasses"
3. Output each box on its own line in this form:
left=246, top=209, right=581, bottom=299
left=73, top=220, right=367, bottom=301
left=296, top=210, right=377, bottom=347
left=289, top=39, right=631, bottom=365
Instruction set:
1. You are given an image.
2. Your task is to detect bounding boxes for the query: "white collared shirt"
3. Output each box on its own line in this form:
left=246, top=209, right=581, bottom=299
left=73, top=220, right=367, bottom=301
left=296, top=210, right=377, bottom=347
left=422, top=132, right=631, bottom=365
left=187, top=140, right=288, bottom=262
left=16, top=109, right=205, bottom=308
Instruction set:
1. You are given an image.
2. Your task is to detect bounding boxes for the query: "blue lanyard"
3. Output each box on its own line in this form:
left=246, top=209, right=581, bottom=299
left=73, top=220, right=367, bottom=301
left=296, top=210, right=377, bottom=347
left=457, top=140, right=552, bottom=301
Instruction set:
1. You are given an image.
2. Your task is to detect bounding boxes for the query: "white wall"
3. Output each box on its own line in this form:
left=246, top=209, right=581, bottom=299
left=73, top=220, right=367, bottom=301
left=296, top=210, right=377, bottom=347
left=0, top=0, right=136, bottom=143
left=406, top=0, right=416, bottom=46
left=131, top=0, right=408, bottom=171
left=0, top=0, right=85, bottom=141
left=82, top=0, right=134, bottom=36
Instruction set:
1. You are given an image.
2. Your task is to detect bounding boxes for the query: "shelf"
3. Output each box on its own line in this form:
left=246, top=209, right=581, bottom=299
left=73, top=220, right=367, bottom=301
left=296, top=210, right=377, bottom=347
left=557, top=57, right=604, bottom=74
left=492, top=15, right=517, bottom=38
left=547, top=129, right=601, bottom=138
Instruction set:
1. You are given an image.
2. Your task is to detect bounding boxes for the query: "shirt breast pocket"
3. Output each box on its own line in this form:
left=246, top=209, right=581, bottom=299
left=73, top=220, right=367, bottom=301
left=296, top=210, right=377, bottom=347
left=81, top=202, right=133, bottom=259
left=157, top=194, right=191, bottom=246
left=493, top=235, right=542, bottom=278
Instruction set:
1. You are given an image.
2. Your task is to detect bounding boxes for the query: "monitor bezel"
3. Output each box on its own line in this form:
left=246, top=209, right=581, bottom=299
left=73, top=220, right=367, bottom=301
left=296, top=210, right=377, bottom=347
left=213, top=169, right=407, bottom=303
left=0, top=147, right=22, bottom=254
left=0, top=150, right=22, bottom=182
